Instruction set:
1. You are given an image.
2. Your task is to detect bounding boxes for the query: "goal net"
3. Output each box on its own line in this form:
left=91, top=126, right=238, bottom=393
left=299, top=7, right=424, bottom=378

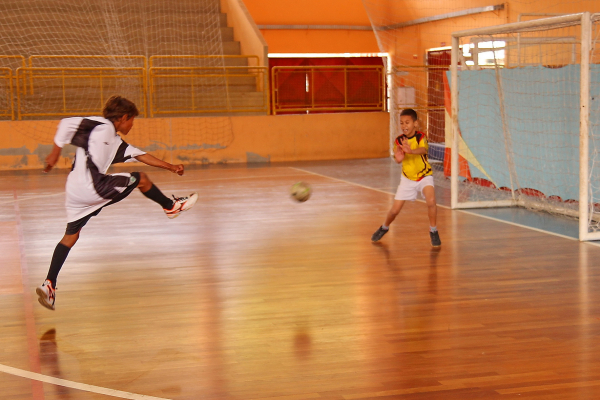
left=0, top=0, right=244, bottom=161
left=450, top=13, right=600, bottom=241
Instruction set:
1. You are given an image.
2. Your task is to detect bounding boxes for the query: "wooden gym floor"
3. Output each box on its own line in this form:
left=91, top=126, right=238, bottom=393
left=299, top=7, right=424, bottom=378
left=2, top=158, right=600, bottom=400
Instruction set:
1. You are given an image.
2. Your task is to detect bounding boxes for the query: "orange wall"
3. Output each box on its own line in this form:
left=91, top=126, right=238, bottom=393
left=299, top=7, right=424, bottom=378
left=243, top=0, right=380, bottom=53
left=244, top=0, right=371, bottom=25
left=0, top=113, right=390, bottom=171
left=261, top=30, right=380, bottom=54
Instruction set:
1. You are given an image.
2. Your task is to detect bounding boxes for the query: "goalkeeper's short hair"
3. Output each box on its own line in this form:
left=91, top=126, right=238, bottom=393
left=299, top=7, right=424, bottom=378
left=400, top=108, right=418, bottom=121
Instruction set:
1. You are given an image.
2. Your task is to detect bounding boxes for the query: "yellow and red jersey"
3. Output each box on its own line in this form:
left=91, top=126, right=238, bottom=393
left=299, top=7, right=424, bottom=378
left=394, top=131, right=432, bottom=181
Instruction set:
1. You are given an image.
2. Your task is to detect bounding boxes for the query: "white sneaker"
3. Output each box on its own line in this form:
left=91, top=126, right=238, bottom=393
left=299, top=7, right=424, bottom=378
left=164, top=192, right=198, bottom=219
left=36, top=280, right=56, bottom=310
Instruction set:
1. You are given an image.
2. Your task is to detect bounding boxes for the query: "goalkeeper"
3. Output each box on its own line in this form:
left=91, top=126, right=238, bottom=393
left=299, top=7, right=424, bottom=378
left=371, top=108, right=441, bottom=248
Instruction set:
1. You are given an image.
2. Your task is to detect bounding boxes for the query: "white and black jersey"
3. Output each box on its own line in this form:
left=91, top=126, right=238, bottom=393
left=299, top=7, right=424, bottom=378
left=54, top=117, right=146, bottom=222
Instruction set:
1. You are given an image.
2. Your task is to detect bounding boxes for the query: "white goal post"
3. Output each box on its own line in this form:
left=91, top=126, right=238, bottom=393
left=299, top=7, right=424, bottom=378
left=450, top=12, right=600, bottom=241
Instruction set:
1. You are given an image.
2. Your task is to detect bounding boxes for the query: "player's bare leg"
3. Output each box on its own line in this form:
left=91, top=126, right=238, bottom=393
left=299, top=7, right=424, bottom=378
left=423, top=185, right=441, bottom=247
left=137, top=171, right=198, bottom=219
left=136, top=171, right=153, bottom=192
left=372, top=200, right=405, bottom=242
left=59, top=231, right=80, bottom=247
left=385, top=200, right=405, bottom=227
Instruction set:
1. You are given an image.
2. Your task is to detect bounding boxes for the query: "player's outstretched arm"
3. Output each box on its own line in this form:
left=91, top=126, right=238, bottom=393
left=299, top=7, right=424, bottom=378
left=135, top=153, right=184, bottom=176
left=44, top=144, right=62, bottom=173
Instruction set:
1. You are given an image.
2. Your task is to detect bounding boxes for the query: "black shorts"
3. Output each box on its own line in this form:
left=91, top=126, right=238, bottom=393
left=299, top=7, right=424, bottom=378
left=65, top=172, right=141, bottom=235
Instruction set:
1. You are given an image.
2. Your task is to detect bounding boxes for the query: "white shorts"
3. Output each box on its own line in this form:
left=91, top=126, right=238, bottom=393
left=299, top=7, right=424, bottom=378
left=395, top=175, right=434, bottom=201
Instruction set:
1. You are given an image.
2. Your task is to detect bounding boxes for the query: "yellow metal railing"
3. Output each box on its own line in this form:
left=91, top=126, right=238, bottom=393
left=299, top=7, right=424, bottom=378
left=27, top=55, right=148, bottom=96
left=271, top=65, right=385, bottom=115
left=29, top=55, right=147, bottom=68
left=0, top=56, right=26, bottom=95
left=15, top=67, right=147, bottom=120
left=0, top=55, right=26, bottom=69
left=0, top=68, right=15, bottom=119
left=149, top=66, right=268, bottom=116
left=1, top=55, right=271, bottom=120
left=149, top=55, right=260, bottom=68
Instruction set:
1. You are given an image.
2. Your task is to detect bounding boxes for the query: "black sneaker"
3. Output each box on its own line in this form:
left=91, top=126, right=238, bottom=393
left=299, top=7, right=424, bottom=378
left=371, top=226, right=389, bottom=242
left=430, top=231, right=441, bottom=248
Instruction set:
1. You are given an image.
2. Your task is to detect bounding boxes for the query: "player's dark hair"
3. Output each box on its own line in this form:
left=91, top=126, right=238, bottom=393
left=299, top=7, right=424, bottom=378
left=400, top=108, right=418, bottom=121
left=103, top=96, right=139, bottom=122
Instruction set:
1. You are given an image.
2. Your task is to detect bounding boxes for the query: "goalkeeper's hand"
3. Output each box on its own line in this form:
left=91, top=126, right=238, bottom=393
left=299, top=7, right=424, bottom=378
left=393, top=148, right=405, bottom=163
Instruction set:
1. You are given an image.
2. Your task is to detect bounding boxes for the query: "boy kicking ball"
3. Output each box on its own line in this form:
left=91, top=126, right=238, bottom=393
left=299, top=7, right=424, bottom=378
left=371, top=108, right=441, bottom=248
left=36, top=95, right=198, bottom=310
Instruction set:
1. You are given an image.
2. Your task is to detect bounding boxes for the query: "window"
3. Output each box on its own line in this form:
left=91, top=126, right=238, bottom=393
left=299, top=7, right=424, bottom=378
left=462, top=41, right=506, bottom=67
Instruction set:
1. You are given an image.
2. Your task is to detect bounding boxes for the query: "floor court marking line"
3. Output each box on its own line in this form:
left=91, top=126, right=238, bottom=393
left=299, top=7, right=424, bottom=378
left=0, top=364, right=173, bottom=400
left=288, top=167, right=600, bottom=248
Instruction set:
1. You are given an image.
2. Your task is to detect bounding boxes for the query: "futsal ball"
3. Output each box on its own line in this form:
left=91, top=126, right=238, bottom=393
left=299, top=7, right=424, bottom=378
left=290, top=182, right=312, bottom=202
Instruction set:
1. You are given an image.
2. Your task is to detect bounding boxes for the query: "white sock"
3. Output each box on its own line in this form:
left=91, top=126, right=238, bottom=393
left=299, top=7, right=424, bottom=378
left=430, top=226, right=437, bottom=233
left=382, top=225, right=389, bottom=230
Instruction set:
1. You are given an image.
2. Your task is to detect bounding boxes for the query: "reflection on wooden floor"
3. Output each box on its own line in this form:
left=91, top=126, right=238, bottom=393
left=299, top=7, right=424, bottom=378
left=2, top=159, right=600, bottom=400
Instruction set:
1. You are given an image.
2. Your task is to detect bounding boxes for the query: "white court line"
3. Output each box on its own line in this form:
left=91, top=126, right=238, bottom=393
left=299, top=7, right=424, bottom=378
left=288, top=166, right=600, bottom=248
left=0, top=364, right=172, bottom=400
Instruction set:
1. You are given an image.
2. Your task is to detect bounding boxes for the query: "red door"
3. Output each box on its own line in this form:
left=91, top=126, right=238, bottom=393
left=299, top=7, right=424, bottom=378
left=269, top=57, right=385, bottom=114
